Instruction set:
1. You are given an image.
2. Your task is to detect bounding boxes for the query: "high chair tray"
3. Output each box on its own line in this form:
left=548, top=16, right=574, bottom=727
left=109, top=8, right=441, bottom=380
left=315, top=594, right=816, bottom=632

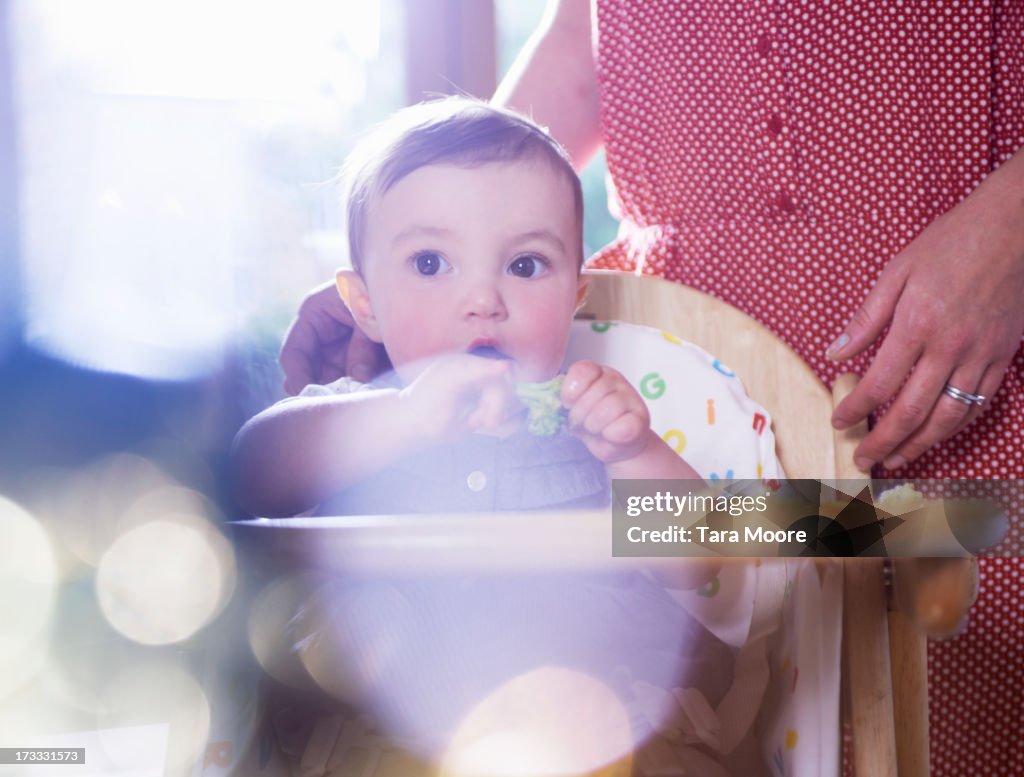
left=229, top=511, right=721, bottom=578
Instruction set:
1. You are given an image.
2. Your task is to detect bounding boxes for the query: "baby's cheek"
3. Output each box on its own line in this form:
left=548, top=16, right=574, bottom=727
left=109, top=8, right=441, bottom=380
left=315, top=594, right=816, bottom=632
left=506, top=284, right=578, bottom=378
left=383, top=314, right=450, bottom=366
left=531, top=316, right=574, bottom=370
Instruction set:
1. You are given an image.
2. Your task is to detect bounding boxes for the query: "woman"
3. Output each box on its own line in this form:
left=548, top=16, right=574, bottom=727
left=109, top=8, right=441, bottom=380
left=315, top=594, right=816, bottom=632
left=280, top=1, right=1023, bottom=773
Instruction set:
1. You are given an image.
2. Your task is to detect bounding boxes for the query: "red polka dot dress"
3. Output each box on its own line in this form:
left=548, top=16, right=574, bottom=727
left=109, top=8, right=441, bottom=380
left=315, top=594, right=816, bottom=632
left=589, top=1, right=1024, bottom=774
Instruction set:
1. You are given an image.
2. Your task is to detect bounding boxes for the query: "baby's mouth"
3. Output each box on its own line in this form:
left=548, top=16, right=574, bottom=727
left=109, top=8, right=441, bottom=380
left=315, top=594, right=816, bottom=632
left=468, top=344, right=510, bottom=360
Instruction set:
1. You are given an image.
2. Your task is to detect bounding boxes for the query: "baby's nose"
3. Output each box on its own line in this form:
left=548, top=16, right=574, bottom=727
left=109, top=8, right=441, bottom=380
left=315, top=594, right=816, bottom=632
left=463, top=282, right=508, bottom=319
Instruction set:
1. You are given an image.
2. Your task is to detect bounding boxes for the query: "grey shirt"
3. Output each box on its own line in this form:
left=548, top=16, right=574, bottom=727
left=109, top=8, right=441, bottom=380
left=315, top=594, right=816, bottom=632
left=299, top=374, right=610, bottom=516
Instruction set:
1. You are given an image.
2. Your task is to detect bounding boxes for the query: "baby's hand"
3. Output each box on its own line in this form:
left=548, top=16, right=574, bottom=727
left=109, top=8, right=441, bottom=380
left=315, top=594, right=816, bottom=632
left=561, top=360, right=651, bottom=463
left=399, top=354, right=515, bottom=443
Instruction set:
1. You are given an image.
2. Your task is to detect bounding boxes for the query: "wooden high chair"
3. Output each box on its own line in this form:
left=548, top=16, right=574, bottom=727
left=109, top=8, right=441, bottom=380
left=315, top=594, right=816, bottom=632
left=234, top=269, right=991, bottom=777
left=578, top=269, right=984, bottom=777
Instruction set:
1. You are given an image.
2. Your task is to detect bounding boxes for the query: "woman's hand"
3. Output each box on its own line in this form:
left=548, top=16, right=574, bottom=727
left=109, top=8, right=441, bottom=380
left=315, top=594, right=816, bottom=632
left=279, top=281, right=390, bottom=395
left=829, top=151, right=1024, bottom=471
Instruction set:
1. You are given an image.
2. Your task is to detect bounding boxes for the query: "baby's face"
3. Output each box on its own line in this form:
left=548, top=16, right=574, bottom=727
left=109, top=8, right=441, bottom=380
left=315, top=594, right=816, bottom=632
left=357, top=161, right=585, bottom=382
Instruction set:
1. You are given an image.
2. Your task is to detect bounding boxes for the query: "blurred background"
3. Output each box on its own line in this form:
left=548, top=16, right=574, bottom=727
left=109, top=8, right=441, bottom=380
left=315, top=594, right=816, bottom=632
left=0, top=2, right=618, bottom=774
left=0, top=0, right=617, bottom=511
left=2, top=0, right=614, bottom=509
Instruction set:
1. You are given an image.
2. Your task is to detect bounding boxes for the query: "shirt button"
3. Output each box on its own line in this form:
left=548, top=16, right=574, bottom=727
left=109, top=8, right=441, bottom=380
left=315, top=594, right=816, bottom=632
left=466, top=470, right=487, bottom=492
left=777, top=191, right=797, bottom=213
left=756, top=33, right=772, bottom=56
left=767, top=113, right=784, bottom=137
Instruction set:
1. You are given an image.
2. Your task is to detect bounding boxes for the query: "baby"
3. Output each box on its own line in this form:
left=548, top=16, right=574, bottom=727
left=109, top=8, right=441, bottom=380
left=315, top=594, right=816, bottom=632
left=233, top=98, right=701, bottom=517
left=232, top=99, right=732, bottom=769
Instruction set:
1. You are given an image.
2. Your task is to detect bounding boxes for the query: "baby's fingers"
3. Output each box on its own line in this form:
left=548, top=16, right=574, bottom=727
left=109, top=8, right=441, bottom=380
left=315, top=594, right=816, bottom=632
left=468, top=378, right=514, bottom=432
left=602, top=411, right=647, bottom=445
left=442, top=355, right=510, bottom=391
left=561, top=360, right=604, bottom=406
left=566, top=378, right=617, bottom=431
left=578, top=393, right=630, bottom=436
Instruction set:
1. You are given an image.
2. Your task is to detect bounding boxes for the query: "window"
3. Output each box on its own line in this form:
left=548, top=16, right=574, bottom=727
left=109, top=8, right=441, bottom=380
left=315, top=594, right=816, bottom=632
left=8, top=1, right=616, bottom=381
left=10, top=0, right=403, bottom=378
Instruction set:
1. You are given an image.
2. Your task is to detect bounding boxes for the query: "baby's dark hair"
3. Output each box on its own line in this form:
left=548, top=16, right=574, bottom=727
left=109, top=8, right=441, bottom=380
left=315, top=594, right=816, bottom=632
left=343, top=97, right=584, bottom=273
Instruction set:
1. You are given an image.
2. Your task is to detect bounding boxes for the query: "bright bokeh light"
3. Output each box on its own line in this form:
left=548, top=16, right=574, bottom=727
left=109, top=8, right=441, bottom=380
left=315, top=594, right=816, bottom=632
left=12, top=0, right=384, bottom=379
left=96, top=516, right=234, bottom=645
left=0, top=496, right=59, bottom=698
left=283, top=574, right=697, bottom=761
left=247, top=574, right=320, bottom=691
left=20, top=0, right=381, bottom=100
left=298, top=583, right=414, bottom=703
left=18, top=104, right=246, bottom=379
left=96, top=658, right=210, bottom=775
left=39, top=635, right=136, bottom=720
left=37, top=455, right=233, bottom=603
left=441, top=667, right=633, bottom=777
left=0, top=678, right=81, bottom=750
left=37, top=454, right=175, bottom=568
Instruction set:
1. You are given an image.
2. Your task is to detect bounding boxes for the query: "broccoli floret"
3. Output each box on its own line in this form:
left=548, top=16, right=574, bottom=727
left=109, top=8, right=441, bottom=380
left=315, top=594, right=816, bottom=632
left=515, top=375, right=567, bottom=436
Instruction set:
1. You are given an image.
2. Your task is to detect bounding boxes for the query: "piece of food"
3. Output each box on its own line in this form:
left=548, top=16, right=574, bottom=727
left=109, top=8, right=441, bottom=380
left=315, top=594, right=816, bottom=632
left=515, top=375, right=567, bottom=436
left=876, top=483, right=925, bottom=514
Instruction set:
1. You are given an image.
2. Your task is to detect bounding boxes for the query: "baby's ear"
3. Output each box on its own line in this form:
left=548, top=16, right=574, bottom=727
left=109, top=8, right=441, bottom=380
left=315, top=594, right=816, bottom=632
left=336, top=270, right=383, bottom=343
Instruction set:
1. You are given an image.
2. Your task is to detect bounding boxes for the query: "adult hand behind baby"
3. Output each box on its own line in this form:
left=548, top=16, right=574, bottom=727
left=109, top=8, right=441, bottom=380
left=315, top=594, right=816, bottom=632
left=279, top=280, right=390, bottom=395
left=561, top=360, right=651, bottom=463
left=829, top=151, right=1024, bottom=471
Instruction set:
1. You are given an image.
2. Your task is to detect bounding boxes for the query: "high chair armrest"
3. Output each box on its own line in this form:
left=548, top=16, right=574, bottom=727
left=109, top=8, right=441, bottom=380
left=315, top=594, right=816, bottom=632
left=831, top=373, right=870, bottom=481
left=833, top=374, right=900, bottom=777
left=831, top=373, right=985, bottom=638
left=891, top=557, right=978, bottom=639
left=884, top=555, right=978, bottom=777
left=832, top=373, right=987, bottom=777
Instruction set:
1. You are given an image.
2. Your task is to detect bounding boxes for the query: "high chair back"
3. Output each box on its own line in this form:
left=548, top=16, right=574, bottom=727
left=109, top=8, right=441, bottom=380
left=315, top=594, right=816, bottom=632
left=578, top=270, right=839, bottom=480
left=578, top=269, right=986, bottom=777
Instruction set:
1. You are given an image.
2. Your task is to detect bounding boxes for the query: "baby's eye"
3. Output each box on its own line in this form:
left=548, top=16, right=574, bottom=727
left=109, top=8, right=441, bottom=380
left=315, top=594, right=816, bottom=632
left=508, top=254, right=548, bottom=279
left=412, top=251, right=450, bottom=276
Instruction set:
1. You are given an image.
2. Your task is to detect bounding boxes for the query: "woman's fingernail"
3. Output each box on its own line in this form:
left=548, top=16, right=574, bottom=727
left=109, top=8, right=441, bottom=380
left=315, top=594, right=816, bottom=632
left=884, top=454, right=906, bottom=470
left=854, top=456, right=873, bottom=472
left=827, top=333, right=850, bottom=359
left=351, top=363, right=370, bottom=382
left=832, top=416, right=850, bottom=430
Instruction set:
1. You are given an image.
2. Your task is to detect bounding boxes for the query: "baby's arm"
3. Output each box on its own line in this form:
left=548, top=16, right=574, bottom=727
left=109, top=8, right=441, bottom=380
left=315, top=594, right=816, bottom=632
left=560, top=360, right=703, bottom=481
left=232, top=355, right=512, bottom=516
left=561, top=360, right=717, bottom=588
